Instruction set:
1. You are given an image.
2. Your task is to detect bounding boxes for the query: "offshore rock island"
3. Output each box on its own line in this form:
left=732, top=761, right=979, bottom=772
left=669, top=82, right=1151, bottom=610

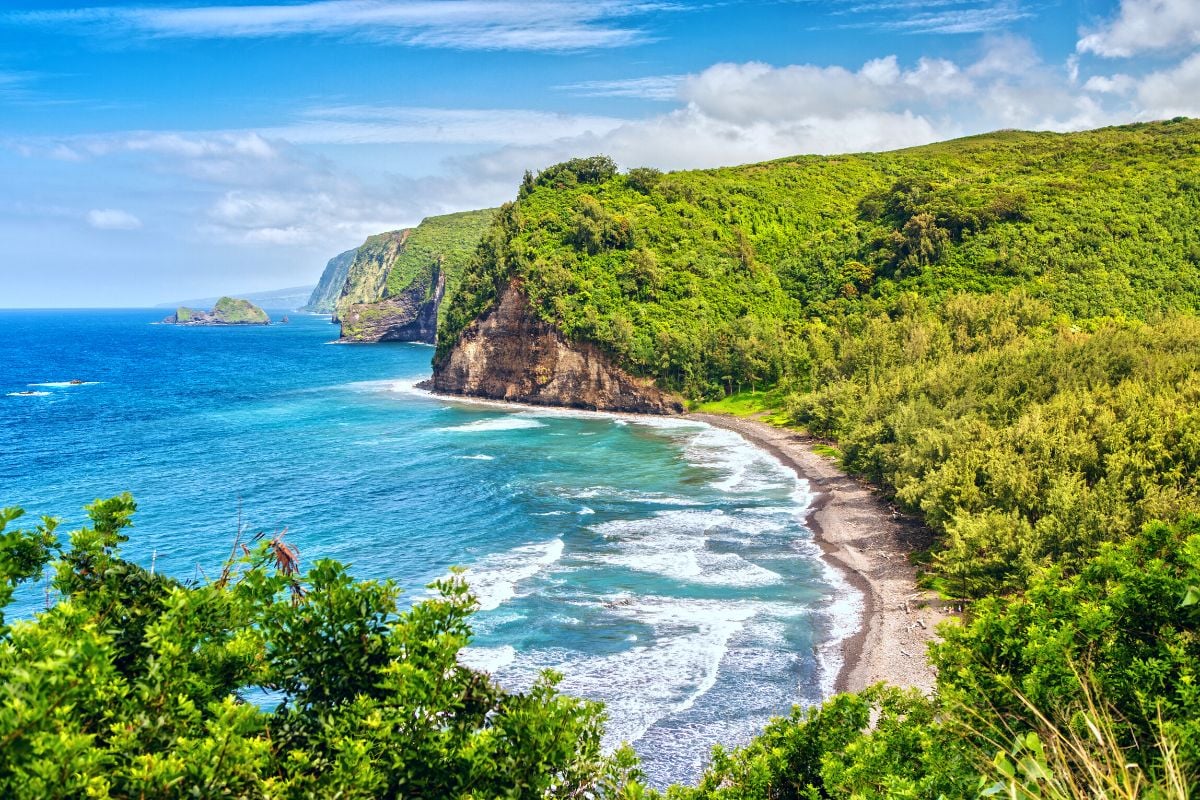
left=160, top=296, right=270, bottom=325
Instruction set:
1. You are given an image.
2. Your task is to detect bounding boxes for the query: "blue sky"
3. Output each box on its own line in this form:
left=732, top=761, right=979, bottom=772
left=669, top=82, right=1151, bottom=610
left=2, top=0, right=1198, bottom=307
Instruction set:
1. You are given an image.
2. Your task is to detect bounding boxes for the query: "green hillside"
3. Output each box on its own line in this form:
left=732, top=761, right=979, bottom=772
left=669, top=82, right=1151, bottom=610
left=438, top=120, right=1200, bottom=393
left=336, top=208, right=497, bottom=323
left=431, top=121, right=1200, bottom=796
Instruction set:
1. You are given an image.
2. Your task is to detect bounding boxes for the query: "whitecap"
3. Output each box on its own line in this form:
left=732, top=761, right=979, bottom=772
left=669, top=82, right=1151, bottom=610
left=438, top=417, right=547, bottom=433
left=457, top=454, right=495, bottom=460
left=488, top=596, right=759, bottom=750
left=577, top=506, right=595, bottom=515
left=459, top=644, right=517, bottom=673
left=460, top=538, right=565, bottom=611
left=27, top=381, right=99, bottom=388
left=7, top=391, right=51, bottom=397
left=590, top=510, right=785, bottom=588
left=679, top=425, right=801, bottom=496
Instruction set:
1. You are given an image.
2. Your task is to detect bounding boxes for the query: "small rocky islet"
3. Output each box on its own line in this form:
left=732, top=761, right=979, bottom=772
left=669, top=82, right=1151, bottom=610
left=160, top=296, right=270, bottom=326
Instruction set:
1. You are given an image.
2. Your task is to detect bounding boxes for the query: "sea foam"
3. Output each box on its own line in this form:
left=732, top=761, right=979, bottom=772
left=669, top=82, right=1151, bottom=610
left=439, top=417, right=547, bottom=433
left=460, top=538, right=565, bottom=611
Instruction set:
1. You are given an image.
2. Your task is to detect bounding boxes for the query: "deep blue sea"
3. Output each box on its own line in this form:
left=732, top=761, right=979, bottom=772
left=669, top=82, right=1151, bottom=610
left=0, top=308, right=856, bottom=786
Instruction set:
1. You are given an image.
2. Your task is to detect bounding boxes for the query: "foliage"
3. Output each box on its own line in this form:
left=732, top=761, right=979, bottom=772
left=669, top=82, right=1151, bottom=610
left=212, top=296, right=270, bottom=324
left=657, top=685, right=975, bottom=800
left=0, top=496, right=639, bottom=799
left=335, top=209, right=497, bottom=326
left=437, top=120, right=1200, bottom=397
left=787, top=302, right=1200, bottom=596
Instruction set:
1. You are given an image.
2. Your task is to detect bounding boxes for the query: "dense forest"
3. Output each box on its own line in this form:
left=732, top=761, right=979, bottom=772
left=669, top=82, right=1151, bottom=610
left=436, top=120, right=1199, bottom=795
left=5, top=121, right=1200, bottom=796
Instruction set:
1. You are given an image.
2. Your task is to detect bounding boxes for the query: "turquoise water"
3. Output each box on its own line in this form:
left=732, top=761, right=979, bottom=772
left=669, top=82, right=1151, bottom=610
left=0, top=309, right=855, bottom=786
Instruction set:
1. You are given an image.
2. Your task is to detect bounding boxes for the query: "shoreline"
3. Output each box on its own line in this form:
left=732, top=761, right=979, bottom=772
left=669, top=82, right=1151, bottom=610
left=688, top=413, right=950, bottom=695
left=411, top=383, right=949, bottom=695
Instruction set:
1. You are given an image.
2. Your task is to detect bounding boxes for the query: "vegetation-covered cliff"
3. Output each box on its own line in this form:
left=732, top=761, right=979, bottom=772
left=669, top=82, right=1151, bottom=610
left=8, top=122, right=1200, bottom=798
left=335, top=209, right=497, bottom=343
left=302, top=248, right=356, bottom=314
left=436, top=120, right=1200, bottom=401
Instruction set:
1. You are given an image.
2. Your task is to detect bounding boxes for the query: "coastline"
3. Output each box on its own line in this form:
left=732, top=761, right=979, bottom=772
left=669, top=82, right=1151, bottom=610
left=410, top=382, right=949, bottom=696
left=688, top=413, right=950, bottom=695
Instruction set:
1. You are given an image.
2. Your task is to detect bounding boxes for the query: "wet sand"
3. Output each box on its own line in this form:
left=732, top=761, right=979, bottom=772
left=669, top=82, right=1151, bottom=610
left=689, top=413, right=952, bottom=695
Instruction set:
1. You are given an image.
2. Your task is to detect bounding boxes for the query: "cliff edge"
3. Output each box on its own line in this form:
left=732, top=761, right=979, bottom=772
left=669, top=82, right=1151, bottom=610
left=421, top=282, right=682, bottom=414
left=335, top=209, right=497, bottom=343
left=339, top=266, right=445, bottom=343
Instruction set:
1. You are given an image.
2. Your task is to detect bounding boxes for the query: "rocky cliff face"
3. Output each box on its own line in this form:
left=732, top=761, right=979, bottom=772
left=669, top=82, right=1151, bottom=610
left=422, top=283, right=682, bottom=414
left=334, top=230, right=412, bottom=321
left=339, top=267, right=445, bottom=344
left=303, top=248, right=357, bottom=314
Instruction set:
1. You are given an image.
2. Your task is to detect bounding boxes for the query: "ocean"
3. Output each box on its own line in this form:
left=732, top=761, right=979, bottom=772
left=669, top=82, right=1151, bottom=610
left=0, top=308, right=856, bottom=786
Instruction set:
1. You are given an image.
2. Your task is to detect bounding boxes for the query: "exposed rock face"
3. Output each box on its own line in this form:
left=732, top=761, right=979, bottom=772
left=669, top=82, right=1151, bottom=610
left=334, top=230, right=412, bottom=321
left=303, top=248, right=357, bottom=314
left=338, top=268, right=445, bottom=344
left=422, top=283, right=683, bottom=414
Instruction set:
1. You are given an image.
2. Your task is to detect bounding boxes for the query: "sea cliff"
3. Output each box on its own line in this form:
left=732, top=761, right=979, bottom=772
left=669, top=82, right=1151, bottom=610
left=303, top=248, right=357, bottom=314
left=421, top=282, right=682, bottom=414
left=334, top=209, right=496, bottom=344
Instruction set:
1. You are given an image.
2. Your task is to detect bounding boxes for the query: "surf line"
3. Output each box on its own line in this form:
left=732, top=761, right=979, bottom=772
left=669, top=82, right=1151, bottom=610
left=406, top=380, right=873, bottom=700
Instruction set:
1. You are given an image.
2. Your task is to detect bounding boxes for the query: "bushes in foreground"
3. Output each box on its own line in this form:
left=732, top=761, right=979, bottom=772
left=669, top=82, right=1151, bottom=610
left=4, top=496, right=1197, bottom=797
left=0, top=496, right=639, bottom=799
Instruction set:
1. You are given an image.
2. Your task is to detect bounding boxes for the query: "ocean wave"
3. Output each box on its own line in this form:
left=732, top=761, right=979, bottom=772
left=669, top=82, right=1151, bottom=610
left=487, top=596, right=759, bottom=750
left=813, top=547, right=865, bottom=699
left=27, top=381, right=99, bottom=387
left=562, top=486, right=705, bottom=506
left=461, top=538, right=565, bottom=611
left=456, top=454, right=496, bottom=460
left=459, top=644, right=517, bottom=673
left=7, top=391, right=52, bottom=397
left=680, top=426, right=796, bottom=494
left=438, top=416, right=547, bottom=433
left=591, top=511, right=785, bottom=587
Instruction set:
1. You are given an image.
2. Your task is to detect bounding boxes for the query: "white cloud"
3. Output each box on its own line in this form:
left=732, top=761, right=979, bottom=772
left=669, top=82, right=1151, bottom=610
left=556, top=75, right=684, bottom=100
left=1135, top=51, right=1200, bottom=118
left=12, top=0, right=674, bottom=52
left=1077, top=0, right=1200, bottom=57
left=87, top=208, right=142, bottom=230
left=1083, top=73, right=1137, bottom=94
left=272, top=106, right=628, bottom=145
left=14, top=36, right=1200, bottom=258
left=841, top=1, right=1032, bottom=35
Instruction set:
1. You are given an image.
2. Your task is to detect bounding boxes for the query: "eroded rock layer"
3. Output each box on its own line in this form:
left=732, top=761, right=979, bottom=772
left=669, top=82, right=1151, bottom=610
left=338, top=269, right=444, bottom=344
left=422, top=283, right=682, bottom=414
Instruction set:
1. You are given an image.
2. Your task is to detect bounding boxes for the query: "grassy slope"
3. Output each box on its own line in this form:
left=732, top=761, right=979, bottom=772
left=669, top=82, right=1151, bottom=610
left=212, top=296, right=269, bottom=323
left=438, top=120, right=1200, bottom=395
left=336, top=209, right=498, bottom=325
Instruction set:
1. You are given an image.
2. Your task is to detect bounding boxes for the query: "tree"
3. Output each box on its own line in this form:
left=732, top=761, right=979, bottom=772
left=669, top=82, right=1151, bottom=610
left=0, top=496, right=641, bottom=799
